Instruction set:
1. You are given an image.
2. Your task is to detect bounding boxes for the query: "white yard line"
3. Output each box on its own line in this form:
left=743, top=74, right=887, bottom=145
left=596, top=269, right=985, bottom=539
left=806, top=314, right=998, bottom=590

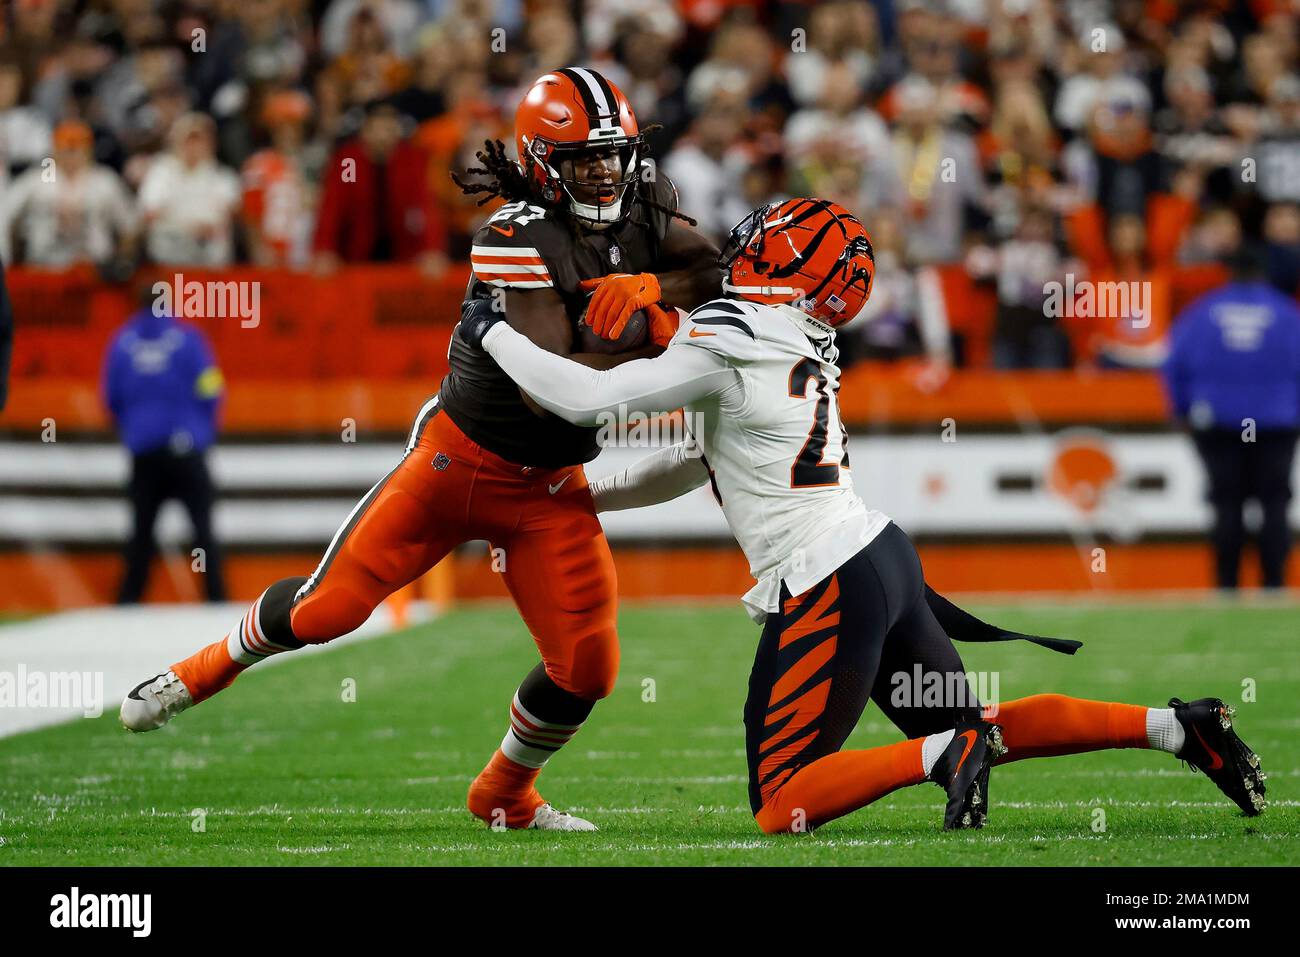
left=0, top=602, right=437, bottom=738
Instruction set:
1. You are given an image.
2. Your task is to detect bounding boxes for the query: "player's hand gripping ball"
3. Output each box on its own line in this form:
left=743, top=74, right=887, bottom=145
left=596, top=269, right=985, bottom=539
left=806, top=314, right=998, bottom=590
left=576, top=274, right=679, bottom=353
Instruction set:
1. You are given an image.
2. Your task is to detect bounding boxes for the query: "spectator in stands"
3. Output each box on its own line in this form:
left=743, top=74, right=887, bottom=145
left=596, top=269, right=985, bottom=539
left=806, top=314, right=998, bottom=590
left=190, top=0, right=310, bottom=163
left=785, top=60, right=899, bottom=213
left=784, top=1, right=879, bottom=109
left=1262, top=202, right=1300, bottom=296
left=0, top=58, right=52, bottom=179
left=312, top=98, right=447, bottom=273
left=1254, top=74, right=1300, bottom=207
left=326, top=5, right=413, bottom=107
left=839, top=208, right=951, bottom=374
left=968, top=205, right=1074, bottom=369
left=890, top=75, right=981, bottom=264
left=241, top=91, right=315, bottom=268
left=592, top=10, right=689, bottom=156
left=413, top=69, right=506, bottom=256
left=138, top=112, right=242, bottom=266
left=978, top=79, right=1063, bottom=235
left=320, top=0, right=423, bottom=61
left=103, top=293, right=228, bottom=604
left=1066, top=81, right=1162, bottom=220
left=1154, top=65, right=1238, bottom=200
left=0, top=121, right=139, bottom=268
left=1163, top=247, right=1300, bottom=590
left=663, top=102, right=751, bottom=244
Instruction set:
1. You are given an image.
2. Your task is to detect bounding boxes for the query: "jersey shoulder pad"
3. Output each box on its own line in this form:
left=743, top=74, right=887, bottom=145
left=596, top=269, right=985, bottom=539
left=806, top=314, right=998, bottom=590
left=673, top=298, right=763, bottom=364
left=470, top=201, right=568, bottom=290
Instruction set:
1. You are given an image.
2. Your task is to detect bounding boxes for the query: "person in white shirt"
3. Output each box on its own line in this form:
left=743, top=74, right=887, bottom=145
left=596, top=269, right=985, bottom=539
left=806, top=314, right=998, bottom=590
left=462, top=197, right=1268, bottom=833
left=138, top=113, right=241, bottom=267
left=0, top=121, right=138, bottom=267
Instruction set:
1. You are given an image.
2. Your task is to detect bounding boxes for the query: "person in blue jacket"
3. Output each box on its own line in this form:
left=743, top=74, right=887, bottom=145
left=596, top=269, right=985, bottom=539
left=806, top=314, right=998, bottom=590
left=1163, top=246, right=1300, bottom=588
left=102, top=292, right=227, bottom=602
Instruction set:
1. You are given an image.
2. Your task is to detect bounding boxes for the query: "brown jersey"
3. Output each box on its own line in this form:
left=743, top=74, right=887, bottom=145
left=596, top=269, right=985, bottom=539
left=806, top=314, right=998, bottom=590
left=439, top=171, right=680, bottom=468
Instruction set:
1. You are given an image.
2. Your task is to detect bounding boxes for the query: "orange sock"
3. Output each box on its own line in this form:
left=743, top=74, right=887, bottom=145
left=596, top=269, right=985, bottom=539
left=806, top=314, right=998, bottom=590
left=985, top=694, right=1149, bottom=763
left=754, top=739, right=926, bottom=834
left=467, top=749, right=546, bottom=827
left=171, top=638, right=248, bottom=704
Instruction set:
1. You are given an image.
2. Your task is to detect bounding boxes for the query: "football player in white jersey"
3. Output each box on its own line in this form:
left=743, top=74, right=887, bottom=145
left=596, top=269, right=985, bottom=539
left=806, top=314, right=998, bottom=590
left=461, top=198, right=1266, bottom=833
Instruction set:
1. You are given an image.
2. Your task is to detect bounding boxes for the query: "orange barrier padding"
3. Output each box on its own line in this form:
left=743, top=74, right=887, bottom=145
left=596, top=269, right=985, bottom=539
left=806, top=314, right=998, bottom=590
left=835, top=365, right=1169, bottom=425
left=0, top=541, right=1274, bottom=612
left=7, top=263, right=472, bottom=384
left=0, top=262, right=1240, bottom=432
left=3, top=369, right=1173, bottom=433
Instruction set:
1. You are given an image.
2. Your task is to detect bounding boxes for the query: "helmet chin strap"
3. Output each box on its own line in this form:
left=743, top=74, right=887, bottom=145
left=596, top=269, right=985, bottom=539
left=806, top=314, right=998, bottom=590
left=565, top=191, right=626, bottom=230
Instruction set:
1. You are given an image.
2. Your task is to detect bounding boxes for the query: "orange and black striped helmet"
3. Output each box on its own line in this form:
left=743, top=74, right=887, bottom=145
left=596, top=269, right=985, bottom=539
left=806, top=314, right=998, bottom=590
left=720, top=198, right=876, bottom=327
left=515, top=68, right=644, bottom=229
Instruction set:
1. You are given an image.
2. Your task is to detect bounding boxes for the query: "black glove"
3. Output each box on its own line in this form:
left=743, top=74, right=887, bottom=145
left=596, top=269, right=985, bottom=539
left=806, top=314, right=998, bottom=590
left=458, top=297, right=507, bottom=351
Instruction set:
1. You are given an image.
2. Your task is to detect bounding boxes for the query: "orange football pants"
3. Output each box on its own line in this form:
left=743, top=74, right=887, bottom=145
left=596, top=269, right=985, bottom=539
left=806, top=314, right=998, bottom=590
left=290, top=400, right=619, bottom=700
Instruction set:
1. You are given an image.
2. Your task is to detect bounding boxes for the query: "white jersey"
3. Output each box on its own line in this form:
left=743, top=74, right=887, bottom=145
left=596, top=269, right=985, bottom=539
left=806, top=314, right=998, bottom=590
left=668, top=299, right=891, bottom=616
left=480, top=295, right=892, bottom=621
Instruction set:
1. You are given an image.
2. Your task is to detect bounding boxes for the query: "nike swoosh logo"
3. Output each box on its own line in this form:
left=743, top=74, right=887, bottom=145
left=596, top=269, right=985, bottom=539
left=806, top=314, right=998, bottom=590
left=1193, top=726, right=1224, bottom=770
left=953, top=730, right=978, bottom=774
left=491, top=224, right=515, bottom=237
left=548, top=474, right=572, bottom=495
left=689, top=328, right=716, bottom=338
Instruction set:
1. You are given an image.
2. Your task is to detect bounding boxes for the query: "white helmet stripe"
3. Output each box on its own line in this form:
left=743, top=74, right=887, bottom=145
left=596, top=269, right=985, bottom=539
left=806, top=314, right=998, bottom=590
left=570, top=67, right=613, bottom=128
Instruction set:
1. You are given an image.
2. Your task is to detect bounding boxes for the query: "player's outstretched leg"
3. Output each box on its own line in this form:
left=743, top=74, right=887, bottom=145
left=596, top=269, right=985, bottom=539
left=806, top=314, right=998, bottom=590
left=466, top=468, right=617, bottom=831
left=120, top=576, right=306, bottom=731
left=748, top=527, right=1010, bottom=835
left=985, top=693, right=1266, bottom=815
left=121, top=403, right=468, bottom=733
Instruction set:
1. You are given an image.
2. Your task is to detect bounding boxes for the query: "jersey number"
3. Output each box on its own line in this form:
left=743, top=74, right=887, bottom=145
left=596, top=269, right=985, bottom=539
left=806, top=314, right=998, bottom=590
left=488, top=201, right=548, bottom=227
left=788, top=358, right=844, bottom=488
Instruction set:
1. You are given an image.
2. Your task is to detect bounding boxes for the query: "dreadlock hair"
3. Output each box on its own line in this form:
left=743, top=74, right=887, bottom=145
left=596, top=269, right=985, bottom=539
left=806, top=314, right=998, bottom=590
left=451, top=132, right=698, bottom=228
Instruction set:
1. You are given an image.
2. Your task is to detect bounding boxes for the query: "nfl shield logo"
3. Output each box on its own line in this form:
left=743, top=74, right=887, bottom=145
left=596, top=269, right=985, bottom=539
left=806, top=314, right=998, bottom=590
left=609, top=244, right=622, bottom=267
left=432, top=452, right=451, bottom=471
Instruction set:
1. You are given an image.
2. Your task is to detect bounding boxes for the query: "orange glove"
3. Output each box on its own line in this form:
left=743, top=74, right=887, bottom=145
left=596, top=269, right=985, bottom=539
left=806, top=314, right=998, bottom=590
left=644, top=302, right=680, bottom=348
left=578, top=272, right=662, bottom=339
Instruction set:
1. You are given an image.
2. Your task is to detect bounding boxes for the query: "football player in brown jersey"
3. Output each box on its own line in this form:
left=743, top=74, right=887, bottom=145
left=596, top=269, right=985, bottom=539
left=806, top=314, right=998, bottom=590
left=120, top=69, right=722, bottom=831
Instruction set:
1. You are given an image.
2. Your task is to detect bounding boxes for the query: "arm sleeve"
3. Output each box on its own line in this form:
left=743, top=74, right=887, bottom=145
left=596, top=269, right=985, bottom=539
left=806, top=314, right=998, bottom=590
left=482, top=323, right=737, bottom=426
left=590, top=443, right=710, bottom=512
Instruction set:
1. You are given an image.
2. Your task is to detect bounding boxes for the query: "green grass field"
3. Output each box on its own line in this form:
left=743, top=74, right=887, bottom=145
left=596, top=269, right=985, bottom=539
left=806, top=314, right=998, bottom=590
left=1, top=601, right=1296, bottom=865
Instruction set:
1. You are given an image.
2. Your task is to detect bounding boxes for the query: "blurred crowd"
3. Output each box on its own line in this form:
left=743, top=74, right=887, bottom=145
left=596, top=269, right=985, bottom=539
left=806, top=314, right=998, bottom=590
left=1, top=0, right=1300, bottom=370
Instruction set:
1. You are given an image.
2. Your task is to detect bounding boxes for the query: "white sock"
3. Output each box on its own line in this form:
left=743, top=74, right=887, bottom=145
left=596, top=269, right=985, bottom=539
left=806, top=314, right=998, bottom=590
left=921, top=729, right=956, bottom=777
left=1146, top=707, right=1185, bottom=754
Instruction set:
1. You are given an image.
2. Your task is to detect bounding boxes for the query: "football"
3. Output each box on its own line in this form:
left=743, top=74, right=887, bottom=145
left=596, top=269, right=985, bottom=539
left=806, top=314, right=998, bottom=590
left=575, top=305, right=650, bottom=354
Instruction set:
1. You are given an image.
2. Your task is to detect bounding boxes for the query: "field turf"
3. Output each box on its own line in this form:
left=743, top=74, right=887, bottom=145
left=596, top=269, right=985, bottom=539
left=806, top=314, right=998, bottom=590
left=0, top=601, right=1295, bottom=866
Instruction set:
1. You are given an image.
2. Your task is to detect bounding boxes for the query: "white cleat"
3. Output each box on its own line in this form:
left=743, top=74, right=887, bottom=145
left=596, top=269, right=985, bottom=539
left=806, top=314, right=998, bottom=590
left=527, top=804, right=598, bottom=832
left=119, top=671, right=195, bottom=732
